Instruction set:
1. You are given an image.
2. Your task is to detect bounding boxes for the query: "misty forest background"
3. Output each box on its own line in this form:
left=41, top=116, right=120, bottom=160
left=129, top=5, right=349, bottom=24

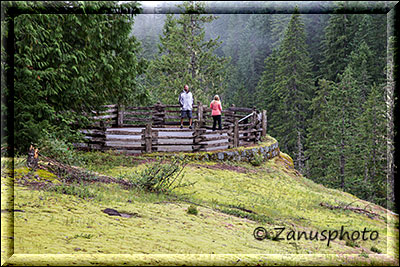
left=1, top=1, right=395, bottom=210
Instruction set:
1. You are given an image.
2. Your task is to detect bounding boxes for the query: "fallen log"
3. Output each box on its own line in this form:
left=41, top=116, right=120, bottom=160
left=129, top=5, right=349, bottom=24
left=319, top=202, right=382, bottom=219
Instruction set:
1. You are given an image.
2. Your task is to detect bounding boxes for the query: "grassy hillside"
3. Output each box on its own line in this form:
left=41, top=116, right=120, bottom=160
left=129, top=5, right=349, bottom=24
left=1, top=145, right=398, bottom=266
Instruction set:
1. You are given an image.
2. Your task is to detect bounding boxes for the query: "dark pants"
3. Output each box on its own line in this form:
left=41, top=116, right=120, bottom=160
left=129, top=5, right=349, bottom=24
left=212, top=115, right=222, bottom=131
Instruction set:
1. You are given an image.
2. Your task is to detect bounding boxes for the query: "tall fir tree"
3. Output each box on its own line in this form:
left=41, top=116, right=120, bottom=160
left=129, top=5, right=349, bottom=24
left=147, top=1, right=228, bottom=105
left=260, top=9, right=314, bottom=173
left=345, top=41, right=373, bottom=104
left=320, top=4, right=361, bottom=82
left=305, top=79, right=337, bottom=185
left=347, top=83, right=387, bottom=205
left=328, top=66, right=361, bottom=190
left=255, top=49, right=279, bottom=113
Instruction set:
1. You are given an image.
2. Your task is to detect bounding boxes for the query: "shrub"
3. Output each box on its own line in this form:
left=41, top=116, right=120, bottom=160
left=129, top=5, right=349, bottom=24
left=187, top=205, right=198, bottom=215
left=38, top=133, right=81, bottom=165
left=250, top=153, right=265, bottom=166
left=123, top=155, right=192, bottom=193
left=359, top=250, right=369, bottom=258
left=345, top=238, right=360, bottom=248
left=370, top=246, right=382, bottom=254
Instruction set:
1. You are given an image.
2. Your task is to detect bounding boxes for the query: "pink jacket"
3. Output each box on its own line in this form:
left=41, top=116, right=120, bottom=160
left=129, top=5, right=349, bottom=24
left=210, top=100, right=222, bottom=116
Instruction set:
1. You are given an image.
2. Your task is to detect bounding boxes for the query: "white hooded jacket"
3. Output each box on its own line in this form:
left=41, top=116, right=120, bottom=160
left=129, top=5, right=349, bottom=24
left=179, top=90, right=194, bottom=111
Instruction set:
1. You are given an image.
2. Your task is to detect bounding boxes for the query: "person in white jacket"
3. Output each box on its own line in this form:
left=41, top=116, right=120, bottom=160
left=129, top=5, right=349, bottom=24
left=179, top=84, right=194, bottom=129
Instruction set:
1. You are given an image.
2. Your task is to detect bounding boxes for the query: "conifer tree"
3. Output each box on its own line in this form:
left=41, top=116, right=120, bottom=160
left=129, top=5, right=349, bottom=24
left=328, top=66, right=361, bottom=189
left=320, top=6, right=361, bottom=82
left=269, top=9, right=314, bottom=173
left=345, top=41, right=373, bottom=105
left=305, top=79, right=337, bottom=185
left=255, top=49, right=279, bottom=112
left=147, top=1, right=228, bottom=105
left=348, top=83, right=387, bottom=205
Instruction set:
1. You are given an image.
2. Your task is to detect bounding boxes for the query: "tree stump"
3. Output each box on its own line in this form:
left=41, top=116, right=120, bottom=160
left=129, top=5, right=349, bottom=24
left=27, top=145, right=39, bottom=170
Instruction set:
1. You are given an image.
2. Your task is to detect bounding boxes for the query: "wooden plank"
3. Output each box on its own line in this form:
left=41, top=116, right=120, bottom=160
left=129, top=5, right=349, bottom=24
left=154, top=128, right=194, bottom=132
left=162, top=104, right=199, bottom=109
left=164, top=115, right=198, bottom=120
left=103, top=146, right=144, bottom=150
left=123, top=111, right=153, bottom=116
left=125, top=106, right=154, bottom=110
left=156, top=136, right=194, bottom=140
left=198, top=142, right=230, bottom=148
left=164, top=109, right=182, bottom=113
left=123, top=118, right=153, bottom=123
left=239, top=129, right=262, bottom=135
left=101, top=108, right=118, bottom=113
left=101, top=104, right=117, bottom=108
left=105, top=137, right=142, bottom=142
left=106, top=130, right=143, bottom=135
left=199, top=135, right=229, bottom=142
left=202, top=129, right=231, bottom=135
left=93, top=114, right=117, bottom=120
left=154, top=142, right=193, bottom=147
left=227, top=107, right=254, bottom=113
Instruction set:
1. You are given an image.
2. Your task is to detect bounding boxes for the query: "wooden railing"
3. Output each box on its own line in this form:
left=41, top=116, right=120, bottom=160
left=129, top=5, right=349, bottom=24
left=77, top=102, right=267, bottom=154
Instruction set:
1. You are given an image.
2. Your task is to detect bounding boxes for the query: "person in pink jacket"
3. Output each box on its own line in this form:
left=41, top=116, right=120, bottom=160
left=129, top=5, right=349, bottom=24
left=210, top=95, right=222, bottom=131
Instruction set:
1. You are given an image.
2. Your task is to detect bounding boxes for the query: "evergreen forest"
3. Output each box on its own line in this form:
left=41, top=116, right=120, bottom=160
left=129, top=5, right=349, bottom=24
left=1, top=1, right=396, bottom=211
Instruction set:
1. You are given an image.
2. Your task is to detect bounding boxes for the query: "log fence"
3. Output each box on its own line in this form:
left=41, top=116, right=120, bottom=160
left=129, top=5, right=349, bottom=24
left=77, top=102, right=267, bottom=154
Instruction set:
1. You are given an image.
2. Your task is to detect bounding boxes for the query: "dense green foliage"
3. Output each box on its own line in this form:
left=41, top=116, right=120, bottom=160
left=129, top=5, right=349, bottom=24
left=9, top=1, right=147, bottom=153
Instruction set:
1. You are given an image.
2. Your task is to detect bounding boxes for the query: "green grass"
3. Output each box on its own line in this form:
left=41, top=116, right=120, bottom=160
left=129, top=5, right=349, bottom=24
left=1, top=154, right=398, bottom=266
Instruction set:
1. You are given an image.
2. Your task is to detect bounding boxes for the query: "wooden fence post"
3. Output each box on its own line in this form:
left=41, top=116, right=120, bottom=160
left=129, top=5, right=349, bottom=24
left=117, top=104, right=124, bottom=127
left=193, top=121, right=206, bottom=152
left=252, top=107, right=257, bottom=143
left=153, top=101, right=165, bottom=126
left=197, top=101, right=204, bottom=127
left=144, top=123, right=152, bottom=153
left=261, top=110, right=267, bottom=138
left=233, top=118, right=239, bottom=148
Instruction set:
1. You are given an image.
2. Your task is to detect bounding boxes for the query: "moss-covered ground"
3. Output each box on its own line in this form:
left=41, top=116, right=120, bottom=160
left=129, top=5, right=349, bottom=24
left=1, top=151, right=398, bottom=266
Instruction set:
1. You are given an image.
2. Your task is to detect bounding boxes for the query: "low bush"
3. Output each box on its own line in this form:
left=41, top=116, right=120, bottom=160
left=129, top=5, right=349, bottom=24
left=121, top=155, right=193, bottom=193
left=187, top=204, right=198, bottom=215
left=370, top=246, right=382, bottom=254
left=345, top=238, right=360, bottom=248
left=250, top=153, right=265, bottom=166
left=38, top=133, right=81, bottom=165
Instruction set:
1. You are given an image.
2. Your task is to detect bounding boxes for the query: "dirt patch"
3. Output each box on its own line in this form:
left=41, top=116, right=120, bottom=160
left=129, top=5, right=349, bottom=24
left=189, top=163, right=255, bottom=174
